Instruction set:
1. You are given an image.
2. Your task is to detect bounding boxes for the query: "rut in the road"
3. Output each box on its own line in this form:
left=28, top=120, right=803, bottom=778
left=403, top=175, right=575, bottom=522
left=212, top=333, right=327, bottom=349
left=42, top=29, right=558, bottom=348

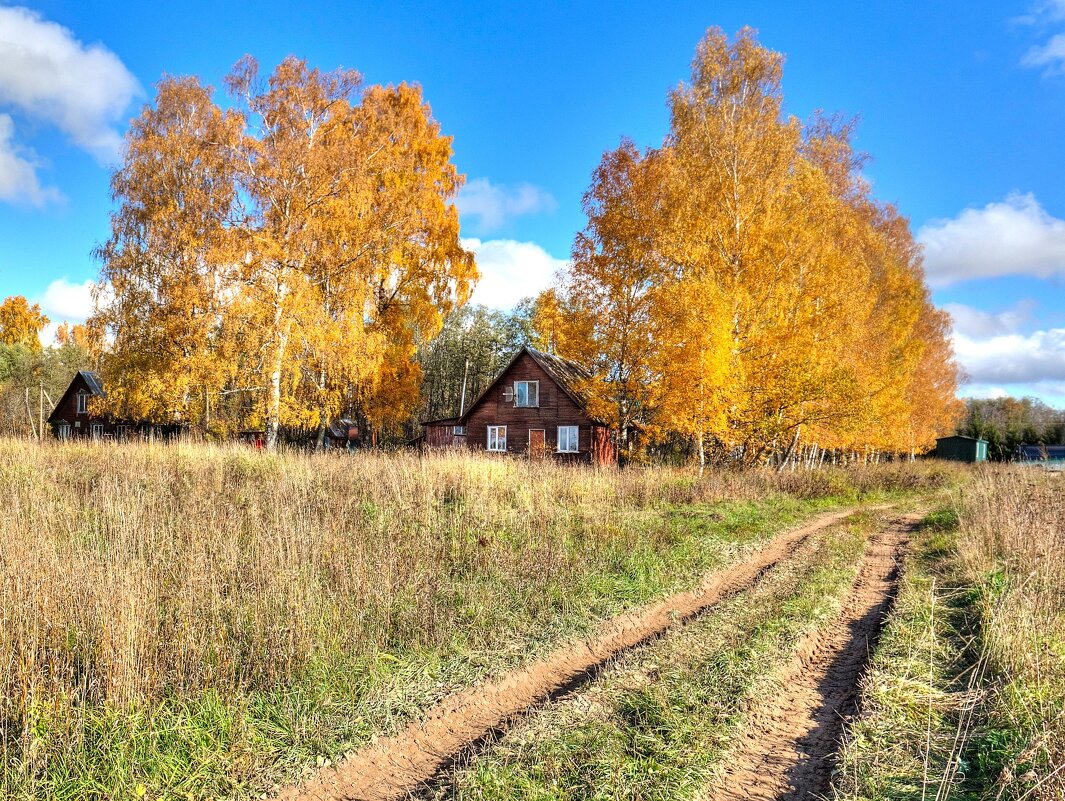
left=704, top=513, right=916, bottom=801
left=270, top=506, right=867, bottom=801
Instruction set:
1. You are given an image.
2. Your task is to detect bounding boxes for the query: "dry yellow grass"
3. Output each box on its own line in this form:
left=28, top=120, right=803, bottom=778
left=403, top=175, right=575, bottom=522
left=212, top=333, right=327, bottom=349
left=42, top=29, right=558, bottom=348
left=0, top=438, right=950, bottom=799
left=956, top=467, right=1065, bottom=799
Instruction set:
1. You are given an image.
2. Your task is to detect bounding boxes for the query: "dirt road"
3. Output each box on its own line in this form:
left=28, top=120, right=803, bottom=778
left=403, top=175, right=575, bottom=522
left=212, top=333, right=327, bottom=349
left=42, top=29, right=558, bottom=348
left=271, top=506, right=868, bottom=801
left=704, top=513, right=915, bottom=801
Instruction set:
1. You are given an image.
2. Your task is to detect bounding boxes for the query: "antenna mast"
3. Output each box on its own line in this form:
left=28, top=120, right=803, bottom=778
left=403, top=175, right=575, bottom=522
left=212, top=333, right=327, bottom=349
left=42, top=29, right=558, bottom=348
left=458, top=358, right=470, bottom=417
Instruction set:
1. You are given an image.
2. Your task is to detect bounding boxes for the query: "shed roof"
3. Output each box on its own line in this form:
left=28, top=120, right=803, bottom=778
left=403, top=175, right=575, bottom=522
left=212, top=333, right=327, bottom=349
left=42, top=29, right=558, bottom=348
left=936, top=435, right=987, bottom=444
left=457, top=345, right=600, bottom=424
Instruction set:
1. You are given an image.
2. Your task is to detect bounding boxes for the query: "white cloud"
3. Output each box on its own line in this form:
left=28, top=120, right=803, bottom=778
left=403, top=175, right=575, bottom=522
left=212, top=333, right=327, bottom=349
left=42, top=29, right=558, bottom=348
left=1019, top=1, right=1065, bottom=73
left=943, top=300, right=1034, bottom=339
left=953, top=327, right=1065, bottom=386
left=947, top=299, right=1065, bottom=405
left=962, top=385, right=1012, bottom=400
left=0, top=113, right=61, bottom=204
left=1023, top=32, right=1065, bottom=72
left=456, top=178, right=557, bottom=233
left=0, top=6, right=139, bottom=204
left=918, top=193, right=1065, bottom=286
left=39, top=277, right=95, bottom=322
left=463, top=238, right=566, bottom=309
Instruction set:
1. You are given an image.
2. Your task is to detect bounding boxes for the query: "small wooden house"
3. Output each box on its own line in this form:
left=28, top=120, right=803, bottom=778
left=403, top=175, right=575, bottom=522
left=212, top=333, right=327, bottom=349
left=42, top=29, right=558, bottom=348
left=47, top=371, right=183, bottom=442
left=47, top=371, right=117, bottom=440
left=421, top=346, right=616, bottom=465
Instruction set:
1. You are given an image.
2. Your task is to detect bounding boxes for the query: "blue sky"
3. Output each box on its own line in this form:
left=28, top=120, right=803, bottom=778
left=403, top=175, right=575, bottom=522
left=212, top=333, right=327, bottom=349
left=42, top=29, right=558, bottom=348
left=1, top=1, right=1064, bottom=404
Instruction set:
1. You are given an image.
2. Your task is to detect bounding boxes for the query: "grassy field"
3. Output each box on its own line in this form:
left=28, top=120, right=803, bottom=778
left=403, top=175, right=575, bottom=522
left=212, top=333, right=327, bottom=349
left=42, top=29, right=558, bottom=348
left=0, top=438, right=949, bottom=800
left=834, top=468, right=1065, bottom=801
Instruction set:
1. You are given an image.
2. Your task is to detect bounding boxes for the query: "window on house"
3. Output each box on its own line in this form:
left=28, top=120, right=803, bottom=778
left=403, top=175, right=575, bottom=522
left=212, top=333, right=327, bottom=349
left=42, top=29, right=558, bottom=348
left=514, top=380, right=539, bottom=407
left=453, top=425, right=467, bottom=436
left=76, top=392, right=88, bottom=414
left=557, top=425, right=579, bottom=453
left=58, top=423, right=71, bottom=440
left=116, top=425, right=130, bottom=441
left=91, top=424, right=104, bottom=440
left=487, top=425, right=507, bottom=452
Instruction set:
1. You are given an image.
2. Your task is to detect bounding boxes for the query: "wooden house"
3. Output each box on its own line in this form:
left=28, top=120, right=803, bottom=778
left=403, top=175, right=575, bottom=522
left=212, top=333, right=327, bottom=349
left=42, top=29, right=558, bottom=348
left=420, top=346, right=616, bottom=465
left=47, top=371, right=183, bottom=442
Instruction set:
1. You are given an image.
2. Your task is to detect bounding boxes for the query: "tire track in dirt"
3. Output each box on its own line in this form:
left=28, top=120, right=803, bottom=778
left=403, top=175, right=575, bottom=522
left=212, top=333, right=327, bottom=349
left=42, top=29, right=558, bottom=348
left=270, top=506, right=873, bottom=801
left=703, top=512, right=917, bottom=801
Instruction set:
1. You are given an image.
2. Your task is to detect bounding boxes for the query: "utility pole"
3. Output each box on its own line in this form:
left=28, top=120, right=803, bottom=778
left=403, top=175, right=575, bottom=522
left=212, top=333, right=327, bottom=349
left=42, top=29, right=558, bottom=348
left=458, top=358, right=470, bottom=417
left=25, top=388, right=37, bottom=440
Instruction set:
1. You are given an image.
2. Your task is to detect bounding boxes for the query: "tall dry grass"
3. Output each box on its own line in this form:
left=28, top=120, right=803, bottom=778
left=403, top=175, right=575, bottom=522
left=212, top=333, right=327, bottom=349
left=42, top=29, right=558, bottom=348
left=0, top=438, right=950, bottom=796
left=954, top=467, right=1065, bottom=799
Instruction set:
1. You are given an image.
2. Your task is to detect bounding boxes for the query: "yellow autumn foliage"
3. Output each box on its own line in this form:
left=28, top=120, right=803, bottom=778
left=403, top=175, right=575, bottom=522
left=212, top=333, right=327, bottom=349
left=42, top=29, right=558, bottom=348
left=538, top=28, right=962, bottom=465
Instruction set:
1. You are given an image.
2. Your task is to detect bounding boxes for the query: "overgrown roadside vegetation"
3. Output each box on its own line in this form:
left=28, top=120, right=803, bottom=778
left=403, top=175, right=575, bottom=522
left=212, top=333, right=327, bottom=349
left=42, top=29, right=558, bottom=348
left=835, top=468, right=1065, bottom=801
left=426, top=513, right=875, bottom=798
left=0, top=440, right=950, bottom=800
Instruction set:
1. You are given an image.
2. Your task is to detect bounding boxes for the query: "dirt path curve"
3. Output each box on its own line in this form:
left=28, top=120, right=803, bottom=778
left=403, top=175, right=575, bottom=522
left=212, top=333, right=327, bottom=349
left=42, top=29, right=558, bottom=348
left=704, top=512, right=918, bottom=801
left=271, top=506, right=872, bottom=801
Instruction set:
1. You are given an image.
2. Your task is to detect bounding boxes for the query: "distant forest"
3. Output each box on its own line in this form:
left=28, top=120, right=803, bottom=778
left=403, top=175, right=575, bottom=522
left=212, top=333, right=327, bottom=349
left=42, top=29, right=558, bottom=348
left=957, top=397, right=1065, bottom=460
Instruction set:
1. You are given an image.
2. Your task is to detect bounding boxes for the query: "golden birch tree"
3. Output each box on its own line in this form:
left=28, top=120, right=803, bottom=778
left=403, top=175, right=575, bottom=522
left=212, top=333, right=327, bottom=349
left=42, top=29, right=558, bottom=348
left=95, top=56, right=475, bottom=447
left=0, top=296, right=49, bottom=351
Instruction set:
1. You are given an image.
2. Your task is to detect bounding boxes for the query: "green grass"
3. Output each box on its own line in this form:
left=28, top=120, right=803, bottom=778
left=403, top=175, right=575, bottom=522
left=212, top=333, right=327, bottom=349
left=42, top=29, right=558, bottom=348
left=430, top=516, right=872, bottom=800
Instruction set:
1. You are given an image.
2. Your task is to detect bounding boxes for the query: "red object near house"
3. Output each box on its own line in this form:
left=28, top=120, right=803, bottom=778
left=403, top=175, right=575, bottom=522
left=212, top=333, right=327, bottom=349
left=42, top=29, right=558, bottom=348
left=420, top=346, right=617, bottom=466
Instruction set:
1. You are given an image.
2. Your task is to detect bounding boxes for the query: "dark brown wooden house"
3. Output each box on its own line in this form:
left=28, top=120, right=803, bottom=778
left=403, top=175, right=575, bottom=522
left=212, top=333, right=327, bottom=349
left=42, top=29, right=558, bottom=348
left=47, top=371, right=183, bottom=442
left=420, top=346, right=616, bottom=465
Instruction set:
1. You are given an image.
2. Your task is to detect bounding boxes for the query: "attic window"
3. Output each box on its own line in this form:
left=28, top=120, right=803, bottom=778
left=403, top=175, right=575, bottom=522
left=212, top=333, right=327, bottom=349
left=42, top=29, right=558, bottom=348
left=76, top=392, right=88, bottom=414
left=514, top=380, right=539, bottom=408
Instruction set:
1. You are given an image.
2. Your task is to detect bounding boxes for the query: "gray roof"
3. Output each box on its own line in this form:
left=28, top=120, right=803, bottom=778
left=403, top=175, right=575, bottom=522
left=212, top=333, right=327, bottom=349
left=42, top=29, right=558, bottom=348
left=450, top=345, right=602, bottom=425
left=80, top=370, right=106, bottom=397
left=524, top=346, right=594, bottom=407
left=47, top=370, right=106, bottom=424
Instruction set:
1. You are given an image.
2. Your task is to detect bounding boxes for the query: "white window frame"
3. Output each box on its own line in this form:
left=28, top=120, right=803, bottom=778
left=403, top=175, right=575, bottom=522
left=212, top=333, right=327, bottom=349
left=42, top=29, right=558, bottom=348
left=557, top=425, right=579, bottom=453
left=487, top=425, right=507, bottom=452
left=91, top=424, right=104, bottom=440
left=453, top=425, right=467, bottom=436
left=58, top=423, right=71, bottom=440
left=76, top=392, right=88, bottom=414
left=514, top=380, right=539, bottom=408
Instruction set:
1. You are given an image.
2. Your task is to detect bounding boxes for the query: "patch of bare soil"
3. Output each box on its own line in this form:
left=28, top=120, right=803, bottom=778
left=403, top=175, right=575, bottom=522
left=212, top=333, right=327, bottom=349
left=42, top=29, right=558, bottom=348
left=270, top=507, right=866, bottom=801
left=704, top=513, right=917, bottom=801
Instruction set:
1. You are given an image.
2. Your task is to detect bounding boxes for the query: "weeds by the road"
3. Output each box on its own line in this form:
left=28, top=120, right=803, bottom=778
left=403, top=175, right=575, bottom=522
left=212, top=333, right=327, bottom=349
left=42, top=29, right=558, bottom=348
left=833, top=513, right=984, bottom=801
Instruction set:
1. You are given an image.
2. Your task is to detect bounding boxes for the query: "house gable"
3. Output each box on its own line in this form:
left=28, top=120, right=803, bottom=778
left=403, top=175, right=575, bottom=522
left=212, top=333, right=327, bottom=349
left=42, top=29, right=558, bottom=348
left=47, top=371, right=105, bottom=426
